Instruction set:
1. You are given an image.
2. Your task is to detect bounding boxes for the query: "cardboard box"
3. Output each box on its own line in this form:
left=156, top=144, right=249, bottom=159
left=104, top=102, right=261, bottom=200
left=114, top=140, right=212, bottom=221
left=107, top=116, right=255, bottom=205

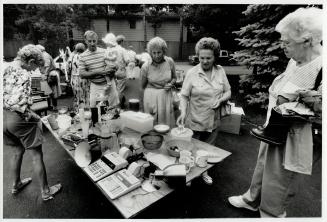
left=220, top=106, right=244, bottom=135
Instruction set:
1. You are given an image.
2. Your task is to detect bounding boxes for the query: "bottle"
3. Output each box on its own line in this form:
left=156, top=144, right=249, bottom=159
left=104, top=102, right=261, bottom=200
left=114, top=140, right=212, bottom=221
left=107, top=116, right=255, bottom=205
left=100, top=125, right=111, bottom=155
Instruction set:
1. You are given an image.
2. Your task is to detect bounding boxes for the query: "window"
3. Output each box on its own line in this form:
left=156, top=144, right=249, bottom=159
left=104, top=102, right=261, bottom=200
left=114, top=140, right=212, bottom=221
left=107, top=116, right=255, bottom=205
left=129, top=20, right=136, bottom=29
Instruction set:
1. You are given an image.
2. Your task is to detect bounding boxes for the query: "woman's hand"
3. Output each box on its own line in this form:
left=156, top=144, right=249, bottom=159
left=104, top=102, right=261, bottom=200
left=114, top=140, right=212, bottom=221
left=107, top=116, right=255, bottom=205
left=164, top=82, right=173, bottom=90
left=211, top=99, right=221, bottom=109
left=176, top=113, right=186, bottom=126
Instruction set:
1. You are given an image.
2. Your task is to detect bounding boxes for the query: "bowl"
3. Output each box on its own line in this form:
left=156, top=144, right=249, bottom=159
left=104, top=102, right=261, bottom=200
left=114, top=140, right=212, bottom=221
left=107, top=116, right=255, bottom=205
left=141, top=133, right=164, bottom=150
left=165, top=139, right=194, bottom=157
left=154, top=124, right=170, bottom=133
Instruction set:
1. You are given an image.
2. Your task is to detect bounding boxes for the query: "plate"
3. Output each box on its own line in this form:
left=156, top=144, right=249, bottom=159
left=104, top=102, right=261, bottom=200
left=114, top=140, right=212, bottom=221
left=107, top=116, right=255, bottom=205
left=154, top=124, right=170, bottom=133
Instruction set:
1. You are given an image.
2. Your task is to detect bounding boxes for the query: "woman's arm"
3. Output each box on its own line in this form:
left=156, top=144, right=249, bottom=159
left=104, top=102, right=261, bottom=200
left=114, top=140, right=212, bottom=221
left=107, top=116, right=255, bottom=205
left=140, top=63, right=148, bottom=89
left=164, top=57, right=177, bottom=90
left=212, top=89, right=231, bottom=109
left=176, top=95, right=189, bottom=125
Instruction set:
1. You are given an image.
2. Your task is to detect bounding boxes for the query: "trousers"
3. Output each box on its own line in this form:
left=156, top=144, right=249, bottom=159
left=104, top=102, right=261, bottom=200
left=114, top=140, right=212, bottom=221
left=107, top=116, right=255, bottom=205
left=242, top=142, right=301, bottom=217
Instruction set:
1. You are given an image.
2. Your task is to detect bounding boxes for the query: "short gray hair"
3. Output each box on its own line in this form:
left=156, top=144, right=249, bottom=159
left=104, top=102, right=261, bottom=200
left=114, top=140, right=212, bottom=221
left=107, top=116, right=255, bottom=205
left=275, top=7, right=322, bottom=44
left=147, top=37, right=168, bottom=55
left=195, top=37, right=221, bottom=61
left=16, top=44, right=44, bottom=67
left=84, top=30, right=98, bottom=39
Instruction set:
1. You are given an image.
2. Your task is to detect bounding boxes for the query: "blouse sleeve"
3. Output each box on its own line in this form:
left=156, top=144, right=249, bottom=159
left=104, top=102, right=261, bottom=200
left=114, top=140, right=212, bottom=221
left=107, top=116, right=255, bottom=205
left=3, top=66, right=32, bottom=113
left=180, top=70, right=193, bottom=97
left=221, top=68, right=231, bottom=92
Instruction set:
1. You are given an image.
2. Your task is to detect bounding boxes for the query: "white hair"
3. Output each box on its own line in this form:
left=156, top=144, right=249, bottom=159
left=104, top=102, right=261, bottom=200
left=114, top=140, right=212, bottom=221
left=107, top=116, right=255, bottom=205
left=275, top=7, right=322, bottom=45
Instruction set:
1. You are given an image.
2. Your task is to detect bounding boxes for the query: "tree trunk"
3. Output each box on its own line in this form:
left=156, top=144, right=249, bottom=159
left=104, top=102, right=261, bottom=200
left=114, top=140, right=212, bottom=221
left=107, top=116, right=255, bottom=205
left=28, top=23, right=38, bottom=44
left=178, top=16, right=183, bottom=60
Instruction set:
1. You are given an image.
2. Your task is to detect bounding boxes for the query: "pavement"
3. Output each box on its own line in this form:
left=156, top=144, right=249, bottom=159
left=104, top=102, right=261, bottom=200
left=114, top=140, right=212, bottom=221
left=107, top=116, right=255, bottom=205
left=2, top=64, right=322, bottom=219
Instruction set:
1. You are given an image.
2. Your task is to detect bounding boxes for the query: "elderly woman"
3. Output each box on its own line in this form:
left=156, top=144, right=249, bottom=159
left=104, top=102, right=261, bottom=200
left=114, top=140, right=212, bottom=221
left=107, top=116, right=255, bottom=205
left=228, top=7, right=322, bottom=217
left=177, top=37, right=231, bottom=185
left=3, top=44, right=62, bottom=201
left=36, top=44, right=62, bottom=111
left=141, top=37, right=177, bottom=127
left=69, top=43, right=87, bottom=112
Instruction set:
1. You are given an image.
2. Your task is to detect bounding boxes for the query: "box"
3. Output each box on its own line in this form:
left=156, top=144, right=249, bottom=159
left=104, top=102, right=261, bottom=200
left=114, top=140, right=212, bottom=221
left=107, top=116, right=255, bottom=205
left=220, top=106, right=244, bottom=135
left=120, top=111, right=154, bottom=133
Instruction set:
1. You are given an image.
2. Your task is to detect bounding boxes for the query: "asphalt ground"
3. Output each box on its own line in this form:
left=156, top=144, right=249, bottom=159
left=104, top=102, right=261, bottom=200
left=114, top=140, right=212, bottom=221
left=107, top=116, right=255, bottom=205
left=2, top=64, right=322, bottom=219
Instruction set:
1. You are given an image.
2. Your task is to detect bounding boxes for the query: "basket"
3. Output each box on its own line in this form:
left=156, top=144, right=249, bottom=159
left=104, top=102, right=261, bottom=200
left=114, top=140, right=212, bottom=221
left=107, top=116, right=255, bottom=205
left=165, top=139, right=194, bottom=157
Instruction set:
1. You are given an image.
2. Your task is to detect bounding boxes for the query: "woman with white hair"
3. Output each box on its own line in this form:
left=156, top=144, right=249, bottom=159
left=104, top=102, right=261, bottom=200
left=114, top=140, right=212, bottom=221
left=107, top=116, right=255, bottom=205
left=228, top=7, right=322, bottom=217
left=3, top=44, right=62, bottom=201
left=141, top=36, right=177, bottom=127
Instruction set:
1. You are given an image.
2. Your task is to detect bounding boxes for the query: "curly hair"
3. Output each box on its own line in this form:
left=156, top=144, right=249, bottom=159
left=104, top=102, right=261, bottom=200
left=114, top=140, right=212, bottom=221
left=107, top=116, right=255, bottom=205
left=116, top=35, right=126, bottom=45
left=16, top=44, right=45, bottom=67
left=195, top=37, right=221, bottom=63
left=276, top=7, right=322, bottom=45
left=84, top=30, right=98, bottom=40
left=147, top=37, right=168, bottom=55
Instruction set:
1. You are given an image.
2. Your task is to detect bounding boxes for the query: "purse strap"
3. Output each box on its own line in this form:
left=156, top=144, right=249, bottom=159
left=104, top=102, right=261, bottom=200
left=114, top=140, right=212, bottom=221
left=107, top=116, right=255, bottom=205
left=313, top=68, right=322, bottom=90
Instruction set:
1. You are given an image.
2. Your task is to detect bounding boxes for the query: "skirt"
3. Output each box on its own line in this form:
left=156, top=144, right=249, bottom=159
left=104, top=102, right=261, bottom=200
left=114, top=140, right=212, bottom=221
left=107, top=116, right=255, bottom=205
left=143, top=87, right=175, bottom=128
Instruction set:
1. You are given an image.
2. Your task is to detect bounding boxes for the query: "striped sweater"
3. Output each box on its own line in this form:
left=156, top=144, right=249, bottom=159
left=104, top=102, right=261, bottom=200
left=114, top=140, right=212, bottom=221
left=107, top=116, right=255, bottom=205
left=79, top=47, right=107, bottom=84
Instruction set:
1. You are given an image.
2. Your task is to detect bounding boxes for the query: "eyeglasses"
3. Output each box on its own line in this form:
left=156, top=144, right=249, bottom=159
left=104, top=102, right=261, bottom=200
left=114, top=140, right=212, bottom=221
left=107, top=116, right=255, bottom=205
left=279, top=39, right=306, bottom=47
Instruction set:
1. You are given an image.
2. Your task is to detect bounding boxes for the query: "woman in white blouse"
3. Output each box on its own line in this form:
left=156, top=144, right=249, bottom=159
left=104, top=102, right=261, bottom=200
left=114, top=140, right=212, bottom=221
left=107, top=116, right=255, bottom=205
left=228, top=7, right=322, bottom=217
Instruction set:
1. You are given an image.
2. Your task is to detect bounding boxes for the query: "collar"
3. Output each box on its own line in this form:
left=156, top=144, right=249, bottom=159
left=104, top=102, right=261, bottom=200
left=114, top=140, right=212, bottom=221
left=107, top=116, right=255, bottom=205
left=151, top=56, right=168, bottom=66
left=197, top=64, right=219, bottom=79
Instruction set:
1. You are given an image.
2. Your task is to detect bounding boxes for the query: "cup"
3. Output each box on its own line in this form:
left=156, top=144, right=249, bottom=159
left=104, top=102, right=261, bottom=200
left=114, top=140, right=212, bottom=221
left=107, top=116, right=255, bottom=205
left=179, top=156, right=194, bottom=173
left=196, top=150, right=208, bottom=168
left=47, top=114, right=59, bottom=130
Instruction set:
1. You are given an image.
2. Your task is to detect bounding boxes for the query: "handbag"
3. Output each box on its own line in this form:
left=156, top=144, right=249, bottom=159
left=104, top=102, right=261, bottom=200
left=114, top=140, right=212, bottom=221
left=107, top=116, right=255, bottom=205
left=220, top=101, right=232, bottom=118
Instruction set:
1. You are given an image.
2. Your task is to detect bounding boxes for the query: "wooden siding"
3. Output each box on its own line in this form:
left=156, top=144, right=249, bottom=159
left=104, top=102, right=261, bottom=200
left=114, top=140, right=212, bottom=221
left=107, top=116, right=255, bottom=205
left=72, top=18, right=187, bottom=42
left=71, top=17, right=189, bottom=60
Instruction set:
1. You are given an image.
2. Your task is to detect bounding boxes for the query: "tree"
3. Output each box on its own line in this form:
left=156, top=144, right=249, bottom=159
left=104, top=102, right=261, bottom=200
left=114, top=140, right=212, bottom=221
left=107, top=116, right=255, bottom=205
left=181, top=5, right=248, bottom=51
left=9, top=4, right=74, bottom=56
left=232, top=4, right=306, bottom=109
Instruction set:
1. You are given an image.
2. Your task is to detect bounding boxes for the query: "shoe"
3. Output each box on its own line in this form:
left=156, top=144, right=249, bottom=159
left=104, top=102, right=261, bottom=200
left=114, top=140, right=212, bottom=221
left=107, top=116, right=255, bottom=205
left=228, top=195, right=258, bottom=211
left=186, top=181, right=192, bottom=187
left=250, top=128, right=285, bottom=146
left=12, top=178, right=32, bottom=194
left=41, top=183, right=62, bottom=201
left=201, top=172, right=213, bottom=185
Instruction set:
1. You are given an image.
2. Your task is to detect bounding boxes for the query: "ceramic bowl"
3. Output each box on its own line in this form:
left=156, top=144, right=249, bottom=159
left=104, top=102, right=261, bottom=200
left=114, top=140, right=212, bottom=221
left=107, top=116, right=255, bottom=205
left=165, top=139, right=194, bottom=157
left=153, top=124, right=170, bottom=134
left=141, top=133, right=164, bottom=150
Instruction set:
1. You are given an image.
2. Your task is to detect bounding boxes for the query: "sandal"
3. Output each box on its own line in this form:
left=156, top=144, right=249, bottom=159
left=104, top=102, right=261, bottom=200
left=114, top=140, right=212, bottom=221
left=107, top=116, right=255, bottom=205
left=41, top=183, right=62, bottom=201
left=201, top=172, right=213, bottom=185
left=12, top=177, right=32, bottom=194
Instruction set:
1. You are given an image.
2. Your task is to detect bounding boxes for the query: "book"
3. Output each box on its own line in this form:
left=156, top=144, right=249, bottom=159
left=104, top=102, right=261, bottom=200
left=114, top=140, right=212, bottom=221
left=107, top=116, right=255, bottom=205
left=97, top=169, right=141, bottom=200
left=84, top=152, right=128, bottom=182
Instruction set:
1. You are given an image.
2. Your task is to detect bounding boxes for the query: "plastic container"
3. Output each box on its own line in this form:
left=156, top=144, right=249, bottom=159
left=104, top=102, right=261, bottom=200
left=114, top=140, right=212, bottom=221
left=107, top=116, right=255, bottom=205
left=57, top=114, right=72, bottom=131
left=170, top=127, right=193, bottom=141
left=120, top=111, right=154, bottom=133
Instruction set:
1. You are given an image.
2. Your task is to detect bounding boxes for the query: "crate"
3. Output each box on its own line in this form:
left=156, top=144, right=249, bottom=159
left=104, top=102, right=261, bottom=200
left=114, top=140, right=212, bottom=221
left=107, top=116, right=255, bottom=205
left=31, top=77, right=42, bottom=91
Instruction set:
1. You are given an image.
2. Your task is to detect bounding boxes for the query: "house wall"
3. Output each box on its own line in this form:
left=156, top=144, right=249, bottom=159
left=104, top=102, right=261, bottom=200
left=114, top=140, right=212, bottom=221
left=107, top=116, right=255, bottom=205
left=72, top=17, right=189, bottom=60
